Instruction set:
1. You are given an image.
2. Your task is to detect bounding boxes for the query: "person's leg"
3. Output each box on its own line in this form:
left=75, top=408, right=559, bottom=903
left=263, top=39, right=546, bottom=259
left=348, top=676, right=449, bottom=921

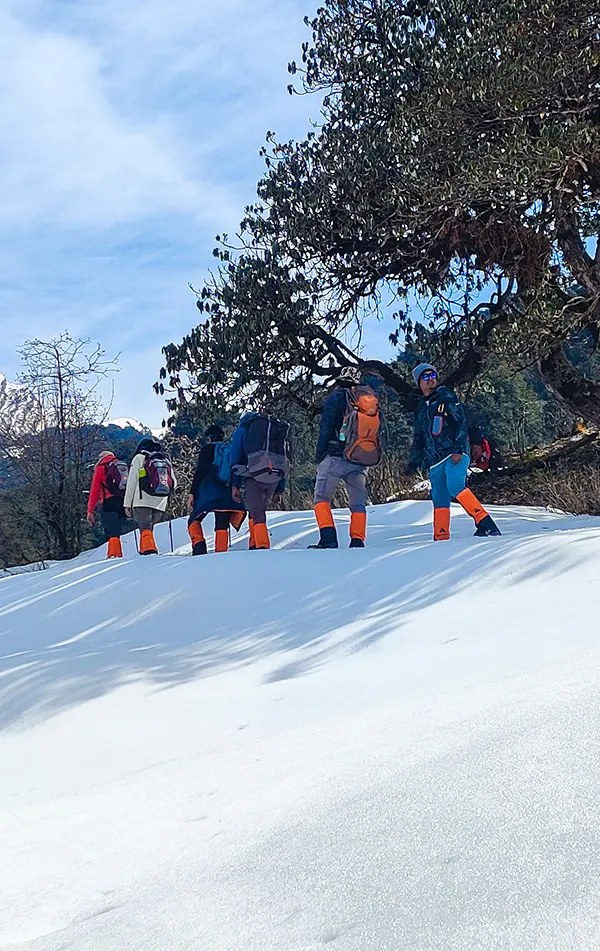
left=429, top=459, right=452, bottom=540
left=342, top=461, right=368, bottom=547
left=134, top=507, right=159, bottom=554
left=214, top=511, right=230, bottom=552
left=245, top=479, right=271, bottom=549
left=102, top=510, right=123, bottom=558
left=446, top=454, right=491, bottom=529
left=188, top=516, right=207, bottom=555
left=312, top=456, right=342, bottom=548
left=229, top=511, right=246, bottom=531
left=248, top=517, right=256, bottom=550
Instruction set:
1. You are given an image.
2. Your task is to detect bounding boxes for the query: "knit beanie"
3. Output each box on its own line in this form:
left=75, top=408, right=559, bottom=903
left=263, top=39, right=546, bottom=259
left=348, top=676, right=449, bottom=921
left=411, top=363, right=437, bottom=387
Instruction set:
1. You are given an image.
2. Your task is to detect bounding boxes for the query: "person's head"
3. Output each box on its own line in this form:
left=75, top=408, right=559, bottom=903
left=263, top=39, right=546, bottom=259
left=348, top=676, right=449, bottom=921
left=412, top=363, right=438, bottom=397
left=97, top=450, right=113, bottom=464
left=134, top=437, right=162, bottom=457
left=337, top=366, right=362, bottom=389
left=205, top=424, right=225, bottom=444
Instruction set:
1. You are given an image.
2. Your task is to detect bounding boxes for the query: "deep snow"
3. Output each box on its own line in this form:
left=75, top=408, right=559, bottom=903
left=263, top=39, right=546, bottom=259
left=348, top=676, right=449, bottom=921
left=2, top=501, right=600, bottom=950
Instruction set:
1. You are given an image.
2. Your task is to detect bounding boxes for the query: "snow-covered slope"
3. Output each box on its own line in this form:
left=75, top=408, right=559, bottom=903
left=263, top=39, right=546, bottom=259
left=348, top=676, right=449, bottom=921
left=2, top=502, right=600, bottom=951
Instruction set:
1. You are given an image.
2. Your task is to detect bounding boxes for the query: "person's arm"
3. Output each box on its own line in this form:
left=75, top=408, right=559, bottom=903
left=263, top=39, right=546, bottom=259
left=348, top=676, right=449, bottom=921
left=446, top=396, right=469, bottom=456
left=124, top=455, right=142, bottom=510
left=190, top=446, right=213, bottom=496
left=87, top=465, right=104, bottom=520
left=315, top=392, right=342, bottom=463
left=229, top=425, right=247, bottom=488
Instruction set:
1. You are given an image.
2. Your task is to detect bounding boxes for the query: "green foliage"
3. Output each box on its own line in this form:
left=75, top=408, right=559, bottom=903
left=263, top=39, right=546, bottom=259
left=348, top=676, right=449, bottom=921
left=160, top=0, right=600, bottom=427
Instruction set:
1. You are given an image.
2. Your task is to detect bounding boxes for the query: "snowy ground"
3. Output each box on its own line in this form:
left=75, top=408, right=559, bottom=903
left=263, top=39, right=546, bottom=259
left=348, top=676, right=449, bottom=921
left=2, top=501, right=600, bottom=950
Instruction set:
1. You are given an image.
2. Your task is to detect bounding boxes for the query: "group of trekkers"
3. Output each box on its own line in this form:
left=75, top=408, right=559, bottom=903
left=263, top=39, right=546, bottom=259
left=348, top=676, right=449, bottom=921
left=87, top=363, right=500, bottom=559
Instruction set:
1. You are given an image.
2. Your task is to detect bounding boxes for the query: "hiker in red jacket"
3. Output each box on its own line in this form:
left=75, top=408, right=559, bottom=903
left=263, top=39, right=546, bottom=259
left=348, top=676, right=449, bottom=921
left=87, top=451, right=127, bottom=558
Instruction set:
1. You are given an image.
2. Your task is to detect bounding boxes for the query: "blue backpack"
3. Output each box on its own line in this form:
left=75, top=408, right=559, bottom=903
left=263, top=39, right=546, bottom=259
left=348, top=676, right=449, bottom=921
left=213, top=441, right=232, bottom=484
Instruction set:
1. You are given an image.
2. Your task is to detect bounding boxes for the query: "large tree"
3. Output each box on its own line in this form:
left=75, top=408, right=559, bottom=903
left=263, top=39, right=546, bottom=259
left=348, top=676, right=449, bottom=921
left=161, top=0, right=600, bottom=424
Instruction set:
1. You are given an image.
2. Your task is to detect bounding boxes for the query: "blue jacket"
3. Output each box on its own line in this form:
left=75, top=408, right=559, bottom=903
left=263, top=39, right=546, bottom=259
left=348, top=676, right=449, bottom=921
left=407, top=385, right=470, bottom=472
left=188, top=443, right=245, bottom=522
left=229, top=413, right=286, bottom=493
left=316, top=389, right=348, bottom=463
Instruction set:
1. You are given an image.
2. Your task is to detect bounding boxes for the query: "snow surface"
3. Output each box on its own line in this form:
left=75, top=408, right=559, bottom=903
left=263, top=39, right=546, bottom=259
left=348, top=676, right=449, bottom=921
left=2, top=501, right=600, bottom=950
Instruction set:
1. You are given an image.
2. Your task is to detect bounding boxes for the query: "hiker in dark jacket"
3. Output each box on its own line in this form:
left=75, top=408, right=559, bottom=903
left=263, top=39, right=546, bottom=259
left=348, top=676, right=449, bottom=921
left=87, top=450, right=126, bottom=558
left=312, top=367, right=371, bottom=549
left=229, top=411, right=287, bottom=550
left=187, top=425, right=246, bottom=555
left=406, top=363, right=501, bottom=540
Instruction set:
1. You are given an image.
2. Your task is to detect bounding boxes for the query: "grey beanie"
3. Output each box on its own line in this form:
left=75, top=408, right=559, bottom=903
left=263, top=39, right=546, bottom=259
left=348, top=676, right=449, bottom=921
left=411, top=363, right=437, bottom=387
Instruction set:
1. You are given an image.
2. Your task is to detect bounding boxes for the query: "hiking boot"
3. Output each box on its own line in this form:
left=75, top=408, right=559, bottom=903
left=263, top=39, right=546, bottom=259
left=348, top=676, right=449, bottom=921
left=192, top=540, right=208, bottom=556
left=308, top=524, right=338, bottom=549
left=349, top=538, right=365, bottom=548
left=474, top=515, right=501, bottom=537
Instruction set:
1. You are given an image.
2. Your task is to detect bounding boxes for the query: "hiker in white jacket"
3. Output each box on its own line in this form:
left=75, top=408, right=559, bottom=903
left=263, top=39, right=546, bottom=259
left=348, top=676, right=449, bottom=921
left=124, top=439, right=177, bottom=554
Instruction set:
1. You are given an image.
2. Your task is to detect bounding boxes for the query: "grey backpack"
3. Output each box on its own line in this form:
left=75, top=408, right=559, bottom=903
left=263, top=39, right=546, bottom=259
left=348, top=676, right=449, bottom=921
left=243, top=415, right=290, bottom=485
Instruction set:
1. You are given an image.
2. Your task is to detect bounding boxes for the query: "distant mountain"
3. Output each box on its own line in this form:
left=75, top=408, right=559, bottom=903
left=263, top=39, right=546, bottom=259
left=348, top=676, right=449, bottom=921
left=106, top=418, right=165, bottom=440
left=0, top=373, right=36, bottom=435
left=0, top=373, right=164, bottom=441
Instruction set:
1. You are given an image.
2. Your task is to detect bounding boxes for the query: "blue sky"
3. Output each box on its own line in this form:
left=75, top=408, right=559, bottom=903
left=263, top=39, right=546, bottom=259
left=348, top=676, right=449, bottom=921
left=1, top=0, right=395, bottom=427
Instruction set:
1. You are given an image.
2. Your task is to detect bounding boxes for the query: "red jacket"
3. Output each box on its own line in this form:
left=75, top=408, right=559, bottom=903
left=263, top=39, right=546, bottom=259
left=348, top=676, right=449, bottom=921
left=87, top=455, right=119, bottom=516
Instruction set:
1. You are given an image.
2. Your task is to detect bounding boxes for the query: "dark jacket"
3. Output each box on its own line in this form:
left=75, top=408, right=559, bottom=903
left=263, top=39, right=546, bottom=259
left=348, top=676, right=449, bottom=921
left=316, top=389, right=348, bottom=463
left=229, top=413, right=286, bottom=493
left=189, top=443, right=245, bottom=522
left=407, top=385, right=469, bottom=472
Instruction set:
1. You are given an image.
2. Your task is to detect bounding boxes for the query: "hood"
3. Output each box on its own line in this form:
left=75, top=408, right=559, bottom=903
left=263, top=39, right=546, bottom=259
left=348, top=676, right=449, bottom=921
left=240, top=412, right=261, bottom=425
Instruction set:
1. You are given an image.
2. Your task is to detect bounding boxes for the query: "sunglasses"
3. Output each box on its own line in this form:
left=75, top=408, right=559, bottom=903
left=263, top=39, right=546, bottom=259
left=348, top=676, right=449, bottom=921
left=420, top=371, right=438, bottom=382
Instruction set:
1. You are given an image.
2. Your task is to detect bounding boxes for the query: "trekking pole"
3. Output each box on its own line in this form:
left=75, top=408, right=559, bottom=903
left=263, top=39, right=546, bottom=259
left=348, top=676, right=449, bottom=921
left=169, top=518, right=174, bottom=554
left=134, top=529, right=139, bottom=554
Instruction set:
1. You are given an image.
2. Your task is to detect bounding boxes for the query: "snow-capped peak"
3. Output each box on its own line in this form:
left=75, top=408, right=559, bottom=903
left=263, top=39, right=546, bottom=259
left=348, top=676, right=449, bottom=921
left=107, top=418, right=165, bottom=439
left=107, top=417, right=148, bottom=432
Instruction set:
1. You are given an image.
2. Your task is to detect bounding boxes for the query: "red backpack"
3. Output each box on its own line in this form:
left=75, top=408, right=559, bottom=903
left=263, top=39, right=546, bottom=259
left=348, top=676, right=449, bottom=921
left=469, top=429, right=492, bottom=471
left=103, top=459, right=129, bottom=494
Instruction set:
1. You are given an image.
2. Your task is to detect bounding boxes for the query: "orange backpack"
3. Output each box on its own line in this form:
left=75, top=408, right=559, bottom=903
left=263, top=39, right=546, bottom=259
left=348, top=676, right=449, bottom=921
left=341, top=386, right=382, bottom=466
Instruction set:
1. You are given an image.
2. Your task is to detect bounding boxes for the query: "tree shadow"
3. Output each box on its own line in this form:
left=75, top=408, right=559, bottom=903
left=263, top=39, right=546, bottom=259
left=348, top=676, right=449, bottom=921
left=0, top=503, right=598, bottom=729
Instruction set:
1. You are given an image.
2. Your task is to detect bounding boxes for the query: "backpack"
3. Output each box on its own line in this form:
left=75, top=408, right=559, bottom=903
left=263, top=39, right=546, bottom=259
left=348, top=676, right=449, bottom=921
left=341, top=386, right=382, bottom=466
left=212, top=441, right=232, bottom=484
left=103, top=459, right=129, bottom=495
left=139, top=451, right=174, bottom=497
left=469, top=426, right=492, bottom=471
left=243, top=415, right=290, bottom=485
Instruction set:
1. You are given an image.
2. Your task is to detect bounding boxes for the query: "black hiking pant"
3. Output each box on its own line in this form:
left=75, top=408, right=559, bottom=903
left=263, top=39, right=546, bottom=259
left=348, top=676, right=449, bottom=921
left=101, top=500, right=125, bottom=541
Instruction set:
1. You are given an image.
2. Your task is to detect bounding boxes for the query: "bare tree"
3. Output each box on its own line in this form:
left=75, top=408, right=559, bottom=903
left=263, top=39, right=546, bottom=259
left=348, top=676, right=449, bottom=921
left=0, top=333, right=119, bottom=561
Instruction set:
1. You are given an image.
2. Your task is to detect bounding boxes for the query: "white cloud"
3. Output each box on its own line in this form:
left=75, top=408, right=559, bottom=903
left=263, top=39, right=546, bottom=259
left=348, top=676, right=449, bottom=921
left=0, top=0, right=316, bottom=426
